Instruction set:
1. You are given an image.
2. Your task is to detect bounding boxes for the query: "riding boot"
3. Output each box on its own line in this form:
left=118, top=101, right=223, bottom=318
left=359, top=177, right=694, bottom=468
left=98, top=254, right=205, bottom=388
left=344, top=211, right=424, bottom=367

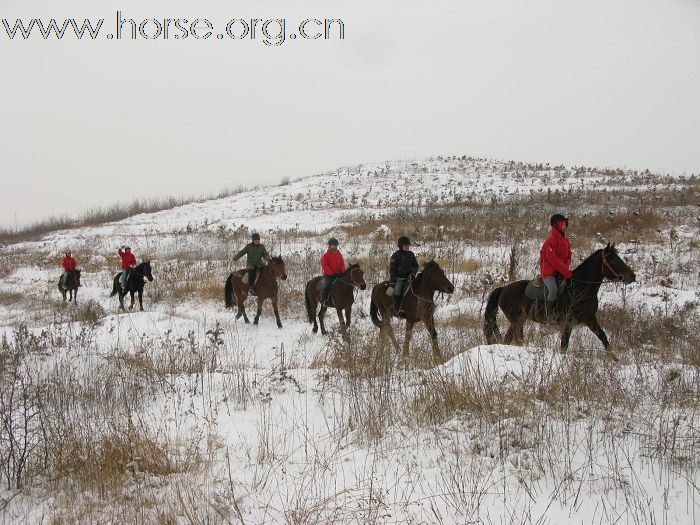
left=248, top=269, right=257, bottom=296
left=544, top=300, right=557, bottom=324
left=393, top=295, right=405, bottom=318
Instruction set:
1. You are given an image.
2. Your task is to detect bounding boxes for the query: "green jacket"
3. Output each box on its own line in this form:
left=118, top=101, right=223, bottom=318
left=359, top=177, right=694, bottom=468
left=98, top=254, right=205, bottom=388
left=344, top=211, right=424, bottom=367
left=233, top=243, right=271, bottom=269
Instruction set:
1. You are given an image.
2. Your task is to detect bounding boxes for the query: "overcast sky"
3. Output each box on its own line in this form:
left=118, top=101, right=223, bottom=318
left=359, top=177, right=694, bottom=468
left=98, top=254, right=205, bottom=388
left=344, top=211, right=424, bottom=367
left=1, top=0, right=698, bottom=227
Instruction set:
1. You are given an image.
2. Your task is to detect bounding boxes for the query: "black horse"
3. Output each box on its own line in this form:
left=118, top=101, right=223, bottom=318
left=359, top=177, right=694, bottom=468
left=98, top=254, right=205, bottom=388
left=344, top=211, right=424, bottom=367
left=484, top=244, right=635, bottom=351
left=58, top=269, right=81, bottom=305
left=110, top=261, right=154, bottom=311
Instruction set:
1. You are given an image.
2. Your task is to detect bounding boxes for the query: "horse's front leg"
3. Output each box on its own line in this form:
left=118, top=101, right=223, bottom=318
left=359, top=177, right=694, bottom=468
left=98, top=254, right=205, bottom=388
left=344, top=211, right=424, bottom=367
left=344, top=305, right=352, bottom=328
left=254, top=297, right=263, bottom=325
left=74, top=289, right=78, bottom=306
left=129, top=292, right=135, bottom=310
left=403, top=322, right=415, bottom=358
left=271, top=295, right=282, bottom=329
left=236, top=293, right=250, bottom=323
left=586, top=317, right=610, bottom=350
left=138, top=289, right=144, bottom=311
left=424, top=314, right=441, bottom=359
left=118, top=292, right=126, bottom=311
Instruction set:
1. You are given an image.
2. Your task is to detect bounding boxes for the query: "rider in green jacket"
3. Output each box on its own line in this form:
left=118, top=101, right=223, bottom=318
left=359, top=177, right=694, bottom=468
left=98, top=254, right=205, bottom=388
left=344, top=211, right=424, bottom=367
left=232, top=232, right=272, bottom=295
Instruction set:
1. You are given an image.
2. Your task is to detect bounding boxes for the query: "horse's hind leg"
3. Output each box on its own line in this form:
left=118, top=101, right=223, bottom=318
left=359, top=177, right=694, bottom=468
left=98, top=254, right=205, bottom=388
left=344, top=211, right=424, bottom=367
left=236, top=294, right=250, bottom=323
left=271, top=295, right=282, bottom=329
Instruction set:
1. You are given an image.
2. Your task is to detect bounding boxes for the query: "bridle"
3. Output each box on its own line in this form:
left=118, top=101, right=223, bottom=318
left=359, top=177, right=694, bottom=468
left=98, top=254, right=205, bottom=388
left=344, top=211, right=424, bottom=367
left=601, top=250, right=627, bottom=281
left=336, top=266, right=365, bottom=289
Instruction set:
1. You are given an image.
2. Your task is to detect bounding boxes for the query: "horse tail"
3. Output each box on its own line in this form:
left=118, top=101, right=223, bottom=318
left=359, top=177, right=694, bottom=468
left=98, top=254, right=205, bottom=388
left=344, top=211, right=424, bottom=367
left=109, top=275, right=119, bottom=297
left=483, top=287, right=503, bottom=344
left=370, top=299, right=382, bottom=328
left=224, top=274, right=234, bottom=309
left=304, top=289, right=315, bottom=323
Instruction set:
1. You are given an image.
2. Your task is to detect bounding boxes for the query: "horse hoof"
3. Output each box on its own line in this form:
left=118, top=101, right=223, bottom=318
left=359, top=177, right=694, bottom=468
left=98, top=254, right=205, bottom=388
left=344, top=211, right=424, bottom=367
left=254, top=320, right=259, bottom=325
left=312, top=326, right=318, bottom=334
left=277, top=324, right=283, bottom=329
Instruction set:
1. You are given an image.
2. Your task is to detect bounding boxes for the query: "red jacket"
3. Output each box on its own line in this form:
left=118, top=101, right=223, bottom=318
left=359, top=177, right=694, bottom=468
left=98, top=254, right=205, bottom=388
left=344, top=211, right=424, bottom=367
left=540, top=227, right=572, bottom=279
left=62, top=255, right=77, bottom=271
left=118, top=249, right=137, bottom=270
left=321, top=250, right=346, bottom=276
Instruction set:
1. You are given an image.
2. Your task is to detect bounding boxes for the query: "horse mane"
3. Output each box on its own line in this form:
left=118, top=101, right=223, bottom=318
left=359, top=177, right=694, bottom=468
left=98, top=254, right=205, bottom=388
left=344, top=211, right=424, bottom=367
left=272, top=255, right=284, bottom=263
left=573, top=245, right=616, bottom=273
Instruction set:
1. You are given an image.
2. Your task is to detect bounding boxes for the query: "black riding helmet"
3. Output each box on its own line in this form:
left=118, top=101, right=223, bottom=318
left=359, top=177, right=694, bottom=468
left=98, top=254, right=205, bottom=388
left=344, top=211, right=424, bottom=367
left=550, top=214, right=569, bottom=228
left=252, top=233, right=261, bottom=241
left=328, top=237, right=339, bottom=246
left=397, top=235, right=411, bottom=248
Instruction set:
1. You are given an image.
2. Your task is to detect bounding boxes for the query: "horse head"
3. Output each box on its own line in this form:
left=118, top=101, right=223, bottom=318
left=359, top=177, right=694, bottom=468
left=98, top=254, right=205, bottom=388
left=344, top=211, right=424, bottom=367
left=422, top=260, right=455, bottom=294
left=272, top=256, right=287, bottom=280
left=143, top=260, right=154, bottom=282
left=346, top=263, right=366, bottom=290
left=602, top=243, right=636, bottom=284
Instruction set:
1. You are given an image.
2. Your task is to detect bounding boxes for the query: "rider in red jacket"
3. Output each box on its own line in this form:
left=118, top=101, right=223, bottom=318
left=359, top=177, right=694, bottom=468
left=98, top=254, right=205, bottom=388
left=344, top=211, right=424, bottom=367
left=118, top=246, right=137, bottom=290
left=62, top=251, right=77, bottom=272
left=60, top=251, right=77, bottom=287
left=320, top=238, right=346, bottom=305
left=540, top=214, right=572, bottom=304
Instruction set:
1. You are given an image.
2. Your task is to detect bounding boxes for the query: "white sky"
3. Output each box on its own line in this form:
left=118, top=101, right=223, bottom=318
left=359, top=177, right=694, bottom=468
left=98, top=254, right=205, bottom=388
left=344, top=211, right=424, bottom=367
left=1, top=0, right=699, bottom=227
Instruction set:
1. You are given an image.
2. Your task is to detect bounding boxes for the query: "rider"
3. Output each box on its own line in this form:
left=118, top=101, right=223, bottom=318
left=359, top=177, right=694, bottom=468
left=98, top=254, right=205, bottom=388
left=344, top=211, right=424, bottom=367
left=540, top=213, right=572, bottom=309
left=320, top=237, right=346, bottom=305
left=232, top=232, right=271, bottom=295
left=390, top=236, right=419, bottom=316
left=60, top=250, right=77, bottom=287
left=118, top=245, right=137, bottom=291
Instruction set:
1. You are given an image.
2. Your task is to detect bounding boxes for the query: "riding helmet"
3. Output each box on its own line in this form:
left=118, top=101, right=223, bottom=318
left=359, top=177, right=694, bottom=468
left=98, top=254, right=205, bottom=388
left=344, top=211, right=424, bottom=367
left=549, top=214, right=569, bottom=228
left=397, top=235, right=411, bottom=247
left=328, top=237, right=339, bottom=246
left=124, top=246, right=131, bottom=250
left=251, top=233, right=261, bottom=241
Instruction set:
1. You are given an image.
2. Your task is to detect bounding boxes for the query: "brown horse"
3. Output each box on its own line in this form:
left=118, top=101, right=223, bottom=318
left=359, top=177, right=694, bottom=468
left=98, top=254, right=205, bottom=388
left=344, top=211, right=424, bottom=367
left=304, top=263, right=367, bottom=336
left=370, top=260, right=455, bottom=359
left=483, top=243, right=635, bottom=351
left=224, top=256, right=288, bottom=328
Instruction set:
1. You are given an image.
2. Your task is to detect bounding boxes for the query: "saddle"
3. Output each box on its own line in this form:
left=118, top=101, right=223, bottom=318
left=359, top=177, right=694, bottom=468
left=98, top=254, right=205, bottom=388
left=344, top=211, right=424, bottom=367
left=524, top=276, right=566, bottom=301
left=236, top=269, right=260, bottom=288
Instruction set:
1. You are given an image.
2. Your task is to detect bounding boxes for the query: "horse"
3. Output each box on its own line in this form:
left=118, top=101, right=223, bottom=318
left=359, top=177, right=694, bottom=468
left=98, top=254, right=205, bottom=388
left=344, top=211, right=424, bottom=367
left=304, top=263, right=367, bottom=336
left=110, top=261, right=154, bottom=311
left=483, top=243, right=636, bottom=352
left=58, top=269, right=81, bottom=305
left=370, top=260, right=455, bottom=359
left=224, top=256, right=288, bottom=328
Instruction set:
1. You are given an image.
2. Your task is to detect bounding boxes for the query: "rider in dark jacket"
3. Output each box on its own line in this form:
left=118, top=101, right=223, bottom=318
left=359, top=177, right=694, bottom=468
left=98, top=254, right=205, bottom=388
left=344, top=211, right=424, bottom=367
left=232, top=233, right=272, bottom=295
left=389, top=236, right=419, bottom=315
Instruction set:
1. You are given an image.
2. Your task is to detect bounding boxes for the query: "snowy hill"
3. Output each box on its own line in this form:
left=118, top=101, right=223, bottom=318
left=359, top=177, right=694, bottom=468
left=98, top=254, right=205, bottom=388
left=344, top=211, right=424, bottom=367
left=1, top=156, right=698, bottom=524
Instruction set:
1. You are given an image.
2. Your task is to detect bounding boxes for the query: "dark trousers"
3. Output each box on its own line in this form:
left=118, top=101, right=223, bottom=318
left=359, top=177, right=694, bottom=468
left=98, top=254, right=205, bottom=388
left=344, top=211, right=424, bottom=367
left=248, top=268, right=257, bottom=287
left=322, top=275, right=337, bottom=302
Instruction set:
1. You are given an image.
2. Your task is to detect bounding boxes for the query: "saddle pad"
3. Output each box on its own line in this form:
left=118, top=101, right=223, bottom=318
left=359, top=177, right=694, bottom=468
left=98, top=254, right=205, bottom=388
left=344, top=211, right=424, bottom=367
left=525, top=277, right=547, bottom=301
left=315, top=278, right=326, bottom=292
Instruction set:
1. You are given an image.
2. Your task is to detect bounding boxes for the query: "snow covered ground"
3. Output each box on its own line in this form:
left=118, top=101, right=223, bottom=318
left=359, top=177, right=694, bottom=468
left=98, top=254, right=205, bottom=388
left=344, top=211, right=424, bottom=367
left=1, top=157, right=698, bottom=524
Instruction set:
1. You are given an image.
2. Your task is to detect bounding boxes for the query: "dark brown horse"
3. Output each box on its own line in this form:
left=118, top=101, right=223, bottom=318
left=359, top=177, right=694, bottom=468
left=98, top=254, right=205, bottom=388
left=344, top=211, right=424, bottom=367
left=370, top=260, right=455, bottom=359
left=58, top=269, right=81, bottom=305
left=110, top=261, right=154, bottom=311
left=224, top=256, right=288, bottom=328
left=305, top=263, right=367, bottom=335
left=484, top=243, right=635, bottom=351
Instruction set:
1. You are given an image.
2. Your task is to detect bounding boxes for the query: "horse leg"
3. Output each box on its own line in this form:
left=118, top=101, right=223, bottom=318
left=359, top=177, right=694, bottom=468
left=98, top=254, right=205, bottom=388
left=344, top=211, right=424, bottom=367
left=559, top=324, right=573, bottom=352
left=237, top=294, right=250, bottom=323
left=318, top=305, right=328, bottom=335
left=425, top=315, right=441, bottom=359
left=380, top=317, right=401, bottom=352
left=403, top=322, right=415, bottom=358
left=73, top=289, right=78, bottom=306
left=138, top=289, right=144, bottom=311
left=254, top=297, right=263, bottom=325
left=344, top=305, right=352, bottom=328
left=118, top=292, right=125, bottom=311
left=586, top=317, right=610, bottom=350
left=62, top=289, right=67, bottom=302
left=129, top=292, right=135, bottom=310
left=272, top=295, right=283, bottom=329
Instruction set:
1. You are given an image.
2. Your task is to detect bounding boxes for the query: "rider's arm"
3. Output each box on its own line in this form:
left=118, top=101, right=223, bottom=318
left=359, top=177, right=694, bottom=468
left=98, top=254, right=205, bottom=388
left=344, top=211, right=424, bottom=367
left=232, top=245, right=248, bottom=261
